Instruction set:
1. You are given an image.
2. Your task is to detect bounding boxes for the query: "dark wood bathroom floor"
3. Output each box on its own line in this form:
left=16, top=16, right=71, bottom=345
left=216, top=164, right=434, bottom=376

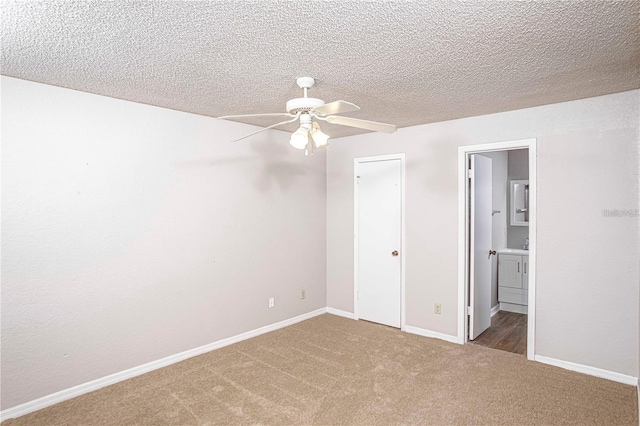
left=471, top=311, right=527, bottom=355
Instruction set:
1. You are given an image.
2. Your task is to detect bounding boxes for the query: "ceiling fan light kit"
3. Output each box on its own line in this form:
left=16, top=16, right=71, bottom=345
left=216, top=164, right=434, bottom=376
left=219, top=77, right=396, bottom=153
left=289, top=113, right=330, bottom=155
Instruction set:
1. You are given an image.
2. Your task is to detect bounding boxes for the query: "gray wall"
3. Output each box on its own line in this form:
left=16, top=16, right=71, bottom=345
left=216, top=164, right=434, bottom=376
left=507, top=149, right=530, bottom=248
left=1, top=77, right=327, bottom=409
left=477, top=151, right=508, bottom=308
left=326, top=90, right=639, bottom=378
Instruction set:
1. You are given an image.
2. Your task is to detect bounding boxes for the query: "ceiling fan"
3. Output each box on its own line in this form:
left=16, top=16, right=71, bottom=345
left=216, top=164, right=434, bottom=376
left=218, top=77, right=396, bottom=155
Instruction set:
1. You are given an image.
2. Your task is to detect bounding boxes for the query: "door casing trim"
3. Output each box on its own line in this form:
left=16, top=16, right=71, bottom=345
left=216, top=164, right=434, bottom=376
left=354, top=153, right=406, bottom=330
left=457, top=139, right=537, bottom=360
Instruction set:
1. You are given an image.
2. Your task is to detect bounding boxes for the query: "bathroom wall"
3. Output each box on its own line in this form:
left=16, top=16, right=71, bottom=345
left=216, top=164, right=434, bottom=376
left=507, top=149, right=529, bottom=248
left=477, top=151, right=508, bottom=308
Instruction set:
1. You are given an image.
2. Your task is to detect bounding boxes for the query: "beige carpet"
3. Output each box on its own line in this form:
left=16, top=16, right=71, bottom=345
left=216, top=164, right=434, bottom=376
left=3, top=314, right=638, bottom=425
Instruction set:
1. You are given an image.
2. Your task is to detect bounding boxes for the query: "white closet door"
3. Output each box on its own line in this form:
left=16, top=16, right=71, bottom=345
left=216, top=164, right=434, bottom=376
left=356, top=159, right=402, bottom=328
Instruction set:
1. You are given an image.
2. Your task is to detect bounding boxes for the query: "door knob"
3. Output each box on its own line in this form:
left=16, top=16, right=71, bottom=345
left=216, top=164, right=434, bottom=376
left=391, top=250, right=399, bottom=256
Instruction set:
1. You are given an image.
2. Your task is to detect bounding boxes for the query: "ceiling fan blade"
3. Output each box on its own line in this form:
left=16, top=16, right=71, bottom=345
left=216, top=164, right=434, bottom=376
left=231, top=114, right=300, bottom=142
left=312, top=100, right=360, bottom=116
left=219, top=113, right=294, bottom=120
left=325, top=115, right=396, bottom=134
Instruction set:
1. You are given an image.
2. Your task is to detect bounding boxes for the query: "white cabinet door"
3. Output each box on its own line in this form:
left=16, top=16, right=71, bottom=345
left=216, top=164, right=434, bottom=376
left=522, top=255, right=529, bottom=290
left=498, top=254, right=522, bottom=289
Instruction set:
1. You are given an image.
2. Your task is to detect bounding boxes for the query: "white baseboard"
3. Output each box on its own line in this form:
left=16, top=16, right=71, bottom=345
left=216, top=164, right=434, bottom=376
left=404, top=325, right=460, bottom=344
left=326, top=307, right=356, bottom=320
left=327, top=311, right=461, bottom=346
left=490, top=304, right=500, bottom=317
left=0, top=308, right=326, bottom=422
left=534, top=355, right=638, bottom=386
left=499, top=302, right=528, bottom=314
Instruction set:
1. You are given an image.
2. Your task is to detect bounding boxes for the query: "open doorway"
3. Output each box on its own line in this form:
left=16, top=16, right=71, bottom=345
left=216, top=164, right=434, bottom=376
left=457, top=139, right=536, bottom=360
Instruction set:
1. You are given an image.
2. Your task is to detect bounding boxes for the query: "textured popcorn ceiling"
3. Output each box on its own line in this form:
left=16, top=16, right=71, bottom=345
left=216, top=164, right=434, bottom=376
left=2, top=1, right=639, bottom=138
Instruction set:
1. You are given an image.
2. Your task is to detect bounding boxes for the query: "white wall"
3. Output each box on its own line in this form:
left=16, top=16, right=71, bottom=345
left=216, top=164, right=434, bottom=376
left=2, top=77, right=638, bottom=412
left=477, top=151, right=508, bottom=308
left=0, top=77, right=327, bottom=409
left=327, top=90, right=639, bottom=378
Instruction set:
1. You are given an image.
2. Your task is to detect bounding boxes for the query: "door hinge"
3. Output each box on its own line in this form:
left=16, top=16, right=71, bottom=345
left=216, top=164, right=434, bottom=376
left=467, top=305, right=472, bottom=316
left=467, top=168, right=473, bottom=179
left=357, top=291, right=360, bottom=300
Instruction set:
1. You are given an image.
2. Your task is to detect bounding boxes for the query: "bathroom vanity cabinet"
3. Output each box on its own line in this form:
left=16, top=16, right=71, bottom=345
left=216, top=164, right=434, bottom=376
left=498, top=250, right=529, bottom=314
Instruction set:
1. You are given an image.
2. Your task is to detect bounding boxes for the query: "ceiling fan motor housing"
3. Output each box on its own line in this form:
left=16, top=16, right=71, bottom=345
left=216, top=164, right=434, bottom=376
left=286, top=97, right=325, bottom=114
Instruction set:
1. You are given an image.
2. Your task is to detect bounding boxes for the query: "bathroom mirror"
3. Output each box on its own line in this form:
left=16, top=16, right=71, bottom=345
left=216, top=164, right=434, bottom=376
left=510, top=180, right=529, bottom=226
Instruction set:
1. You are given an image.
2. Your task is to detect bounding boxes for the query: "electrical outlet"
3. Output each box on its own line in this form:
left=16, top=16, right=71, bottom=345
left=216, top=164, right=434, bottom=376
left=300, top=289, right=306, bottom=300
left=268, top=297, right=274, bottom=308
left=434, top=303, right=442, bottom=315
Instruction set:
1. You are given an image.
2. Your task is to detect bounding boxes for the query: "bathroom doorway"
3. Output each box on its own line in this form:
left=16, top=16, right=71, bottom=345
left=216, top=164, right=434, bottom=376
left=457, top=139, right=536, bottom=360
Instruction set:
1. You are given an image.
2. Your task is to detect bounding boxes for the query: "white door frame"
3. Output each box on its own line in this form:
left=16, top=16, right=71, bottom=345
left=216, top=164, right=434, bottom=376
left=457, top=139, right=537, bottom=360
left=354, top=153, right=406, bottom=330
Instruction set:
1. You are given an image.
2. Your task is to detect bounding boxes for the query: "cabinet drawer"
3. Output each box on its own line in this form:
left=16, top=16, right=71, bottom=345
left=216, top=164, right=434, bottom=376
left=499, top=286, right=528, bottom=305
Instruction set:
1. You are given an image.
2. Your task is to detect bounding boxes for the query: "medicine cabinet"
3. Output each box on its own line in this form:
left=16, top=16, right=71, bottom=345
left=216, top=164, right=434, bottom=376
left=510, top=180, right=529, bottom=226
